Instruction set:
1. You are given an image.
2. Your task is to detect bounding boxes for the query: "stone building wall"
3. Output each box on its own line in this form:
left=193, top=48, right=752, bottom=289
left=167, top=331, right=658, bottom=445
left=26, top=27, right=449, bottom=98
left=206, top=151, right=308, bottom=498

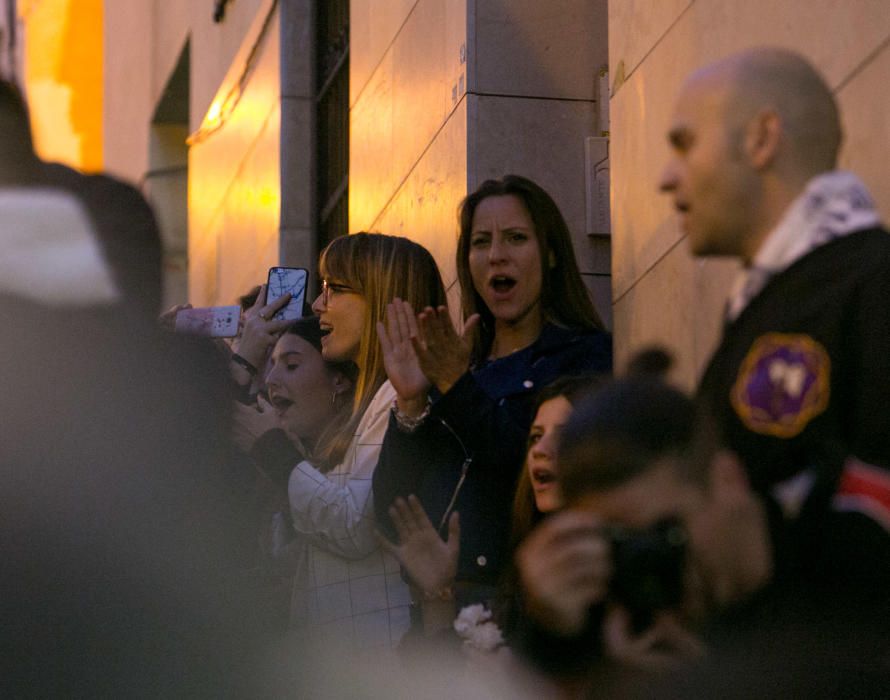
left=103, top=0, right=281, bottom=307
left=350, top=0, right=611, bottom=324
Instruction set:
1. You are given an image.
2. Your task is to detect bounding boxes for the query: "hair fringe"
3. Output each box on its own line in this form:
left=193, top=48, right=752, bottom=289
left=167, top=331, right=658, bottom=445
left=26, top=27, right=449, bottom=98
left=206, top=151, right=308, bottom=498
left=318, top=233, right=447, bottom=439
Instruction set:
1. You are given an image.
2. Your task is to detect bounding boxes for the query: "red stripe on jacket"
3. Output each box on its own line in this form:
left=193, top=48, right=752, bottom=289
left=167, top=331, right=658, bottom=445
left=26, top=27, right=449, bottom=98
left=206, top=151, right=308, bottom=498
left=833, top=459, right=890, bottom=532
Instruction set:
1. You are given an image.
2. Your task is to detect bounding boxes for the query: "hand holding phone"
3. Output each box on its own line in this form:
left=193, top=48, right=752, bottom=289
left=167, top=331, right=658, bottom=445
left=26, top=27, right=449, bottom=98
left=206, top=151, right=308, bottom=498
left=174, top=305, right=241, bottom=337
left=232, top=288, right=295, bottom=371
left=266, top=267, right=308, bottom=321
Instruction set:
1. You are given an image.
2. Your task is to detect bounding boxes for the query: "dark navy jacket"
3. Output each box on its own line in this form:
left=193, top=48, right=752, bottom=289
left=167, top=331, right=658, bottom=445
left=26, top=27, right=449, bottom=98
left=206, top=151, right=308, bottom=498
left=373, top=323, right=612, bottom=588
left=698, top=228, right=890, bottom=491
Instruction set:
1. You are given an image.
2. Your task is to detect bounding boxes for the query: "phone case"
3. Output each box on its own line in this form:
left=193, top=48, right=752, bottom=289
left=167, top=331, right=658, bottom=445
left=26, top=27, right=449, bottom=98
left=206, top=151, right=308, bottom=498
left=267, top=267, right=308, bottom=321
left=174, top=306, right=241, bottom=337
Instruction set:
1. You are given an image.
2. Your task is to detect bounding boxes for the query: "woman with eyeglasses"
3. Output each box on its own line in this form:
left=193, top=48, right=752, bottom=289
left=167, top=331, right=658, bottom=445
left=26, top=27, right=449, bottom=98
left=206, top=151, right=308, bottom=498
left=373, top=175, right=613, bottom=611
left=280, top=232, right=447, bottom=650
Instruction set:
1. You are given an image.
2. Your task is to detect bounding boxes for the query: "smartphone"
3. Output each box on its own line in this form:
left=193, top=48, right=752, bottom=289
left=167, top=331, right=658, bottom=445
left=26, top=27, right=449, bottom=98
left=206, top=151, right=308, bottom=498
left=266, top=267, right=308, bottom=321
left=174, top=305, right=241, bottom=337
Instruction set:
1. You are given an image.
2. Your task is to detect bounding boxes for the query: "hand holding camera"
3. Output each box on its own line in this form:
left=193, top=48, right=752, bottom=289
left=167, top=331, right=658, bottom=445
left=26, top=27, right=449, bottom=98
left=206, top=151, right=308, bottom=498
left=516, top=510, right=612, bottom=636
left=517, top=509, right=695, bottom=664
left=602, top=605, right=704, bottom=671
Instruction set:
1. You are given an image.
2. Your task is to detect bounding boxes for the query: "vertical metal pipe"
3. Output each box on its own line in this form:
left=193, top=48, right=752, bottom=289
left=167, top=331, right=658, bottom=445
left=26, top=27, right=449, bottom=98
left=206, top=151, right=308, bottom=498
left=278, top=0, right=318, bottom=289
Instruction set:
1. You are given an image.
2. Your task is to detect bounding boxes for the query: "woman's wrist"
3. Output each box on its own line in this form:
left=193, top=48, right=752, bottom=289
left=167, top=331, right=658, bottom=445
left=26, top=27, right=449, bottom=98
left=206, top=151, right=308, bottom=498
left=421, top=584, right=455, bottom=602
left=393, top=395, right=432, bottom=432
left=229, top=357, right=255, bottom=391
left=230, top=338, right=264, bottom=371
left=396, top=394, right=429, bottom=418
left=434, top=366, right=467, bottom=395
left=421, top=595, right=458, bottom=636
left=230, top=352, right=258, bottom=377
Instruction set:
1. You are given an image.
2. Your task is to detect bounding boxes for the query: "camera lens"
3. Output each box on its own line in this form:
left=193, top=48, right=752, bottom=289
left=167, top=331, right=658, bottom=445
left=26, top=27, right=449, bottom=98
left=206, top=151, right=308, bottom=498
left=608, top=517, right=687, bottom=628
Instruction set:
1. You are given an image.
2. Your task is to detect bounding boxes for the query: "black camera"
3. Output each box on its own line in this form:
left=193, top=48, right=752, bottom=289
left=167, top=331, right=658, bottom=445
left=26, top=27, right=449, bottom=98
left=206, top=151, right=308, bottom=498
left=605, top=517, right=688, bottom=629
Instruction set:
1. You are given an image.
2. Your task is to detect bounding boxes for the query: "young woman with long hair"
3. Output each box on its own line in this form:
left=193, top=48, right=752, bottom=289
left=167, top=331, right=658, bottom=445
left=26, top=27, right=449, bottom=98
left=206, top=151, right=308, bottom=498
left=230, top=316, right=357, bottom=634
left=284, top=232, right=447, bottom=649
left=374, top=175, right=612, bottom=610
left=379, top=374, right=601, bottom=642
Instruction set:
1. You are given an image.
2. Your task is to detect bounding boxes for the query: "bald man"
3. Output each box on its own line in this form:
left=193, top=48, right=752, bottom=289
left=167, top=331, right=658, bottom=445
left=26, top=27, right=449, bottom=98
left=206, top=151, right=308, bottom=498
left=660, top=48, right=890, bottom=522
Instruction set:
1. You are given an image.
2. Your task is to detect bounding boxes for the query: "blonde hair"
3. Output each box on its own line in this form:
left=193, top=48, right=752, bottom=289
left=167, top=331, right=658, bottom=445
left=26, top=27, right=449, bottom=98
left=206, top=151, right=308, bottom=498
left=318, top=232, right=448, bottom=423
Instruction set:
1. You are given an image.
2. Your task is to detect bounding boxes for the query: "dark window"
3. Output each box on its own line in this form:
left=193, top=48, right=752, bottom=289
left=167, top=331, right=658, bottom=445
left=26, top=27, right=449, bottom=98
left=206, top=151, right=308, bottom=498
left=316, top=0, right=349, bottom=248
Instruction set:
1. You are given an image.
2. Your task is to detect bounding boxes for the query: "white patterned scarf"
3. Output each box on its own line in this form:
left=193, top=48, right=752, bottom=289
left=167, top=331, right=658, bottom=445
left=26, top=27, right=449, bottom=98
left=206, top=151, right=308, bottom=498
left=725, top=171, right=882, bottom=322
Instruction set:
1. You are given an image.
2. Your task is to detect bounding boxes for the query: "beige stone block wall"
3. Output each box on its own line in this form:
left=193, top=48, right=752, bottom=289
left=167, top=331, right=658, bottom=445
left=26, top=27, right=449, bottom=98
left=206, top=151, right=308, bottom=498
left=103, top=0, right=268, bottom=183
left=609, top=0, right=890, bottom=389
left=350, top=0, right=418, bottom=108
left=103, top=0, right=156, bottom=182
left=471, top=0, right=607, bottom=100
left=350, top=0, right=467, bottom=295
left=837, top=41, right=890, bottom=219
left=370, top=100, right=469, bottom=294
left=188, top=4, right=282, bottom=306
left=103, top=0, right=281, bottom=307
left=351, top=0, right=609, bottom=323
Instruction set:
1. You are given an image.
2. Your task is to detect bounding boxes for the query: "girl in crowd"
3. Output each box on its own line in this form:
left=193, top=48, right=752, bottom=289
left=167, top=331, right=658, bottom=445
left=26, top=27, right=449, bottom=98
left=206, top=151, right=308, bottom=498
left=231, top=316, right=357, bottom=633
left=282, top=232, right=447, bottom=650
left=232, top=316, right=356, bottom=478
left=380, top=375, right=600, bottom=642
left=374, top=174, right=612, bottom=608
left=264, top=317, right=356, bottom=470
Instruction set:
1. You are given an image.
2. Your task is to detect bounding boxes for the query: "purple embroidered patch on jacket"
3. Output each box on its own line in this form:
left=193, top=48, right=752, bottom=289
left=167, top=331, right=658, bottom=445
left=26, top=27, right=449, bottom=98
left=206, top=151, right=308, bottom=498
left=730, top=333, right=831, bottom=438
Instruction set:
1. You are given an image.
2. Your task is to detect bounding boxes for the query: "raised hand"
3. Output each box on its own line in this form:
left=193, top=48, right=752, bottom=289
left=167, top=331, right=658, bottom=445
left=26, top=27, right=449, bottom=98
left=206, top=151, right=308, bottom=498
left=378, top=495, right=460, bottom=598
left=158, top=303, right=192, bottom=332
left=413, top=305, right=480, bottom=394
left=232, top=284, right=293, bottom=370
left=377, top=298, right=431, bottom=417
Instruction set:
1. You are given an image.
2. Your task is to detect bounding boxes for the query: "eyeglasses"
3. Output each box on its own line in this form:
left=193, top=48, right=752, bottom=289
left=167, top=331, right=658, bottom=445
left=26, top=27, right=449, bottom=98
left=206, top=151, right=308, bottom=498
left=321, top=279, right=357, bottom=307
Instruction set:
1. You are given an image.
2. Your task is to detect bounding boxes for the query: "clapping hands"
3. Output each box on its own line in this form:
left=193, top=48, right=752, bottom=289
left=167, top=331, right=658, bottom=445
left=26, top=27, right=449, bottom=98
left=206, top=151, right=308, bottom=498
left=377, top=299, right=431, bottom=417
left=413, top=305, right=479, bottom=394
left=377, top=299, right=480, bottom=415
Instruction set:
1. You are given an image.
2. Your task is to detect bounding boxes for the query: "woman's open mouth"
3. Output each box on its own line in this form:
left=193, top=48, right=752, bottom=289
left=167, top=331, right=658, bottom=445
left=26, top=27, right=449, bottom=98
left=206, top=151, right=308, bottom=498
left=489, top=275, right=517, bottom=296
left=269, top=394, right=294, bottom=414
left=531, top=466, right=556, bottom=489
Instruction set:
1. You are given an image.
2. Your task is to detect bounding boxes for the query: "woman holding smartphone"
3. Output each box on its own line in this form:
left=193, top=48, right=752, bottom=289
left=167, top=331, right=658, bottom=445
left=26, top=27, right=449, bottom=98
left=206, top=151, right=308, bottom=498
left=374, top=175, right=612, bottom=609
left=286, top=232, right=447, bottom=651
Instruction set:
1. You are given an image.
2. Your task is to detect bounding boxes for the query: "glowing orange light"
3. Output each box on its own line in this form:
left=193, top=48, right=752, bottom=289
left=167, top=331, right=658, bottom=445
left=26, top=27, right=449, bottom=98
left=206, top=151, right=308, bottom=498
left=20, top=0, right=103, bottom=171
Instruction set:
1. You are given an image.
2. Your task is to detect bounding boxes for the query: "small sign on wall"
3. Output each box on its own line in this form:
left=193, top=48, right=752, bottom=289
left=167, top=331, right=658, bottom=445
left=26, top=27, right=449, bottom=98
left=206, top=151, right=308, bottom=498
left=585, top=136, right=610, bottom=237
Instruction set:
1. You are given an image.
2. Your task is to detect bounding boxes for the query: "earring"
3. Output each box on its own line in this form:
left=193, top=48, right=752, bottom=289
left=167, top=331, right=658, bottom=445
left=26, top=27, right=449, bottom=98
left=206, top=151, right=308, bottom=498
left=331, top=390, right=337, bottom=407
